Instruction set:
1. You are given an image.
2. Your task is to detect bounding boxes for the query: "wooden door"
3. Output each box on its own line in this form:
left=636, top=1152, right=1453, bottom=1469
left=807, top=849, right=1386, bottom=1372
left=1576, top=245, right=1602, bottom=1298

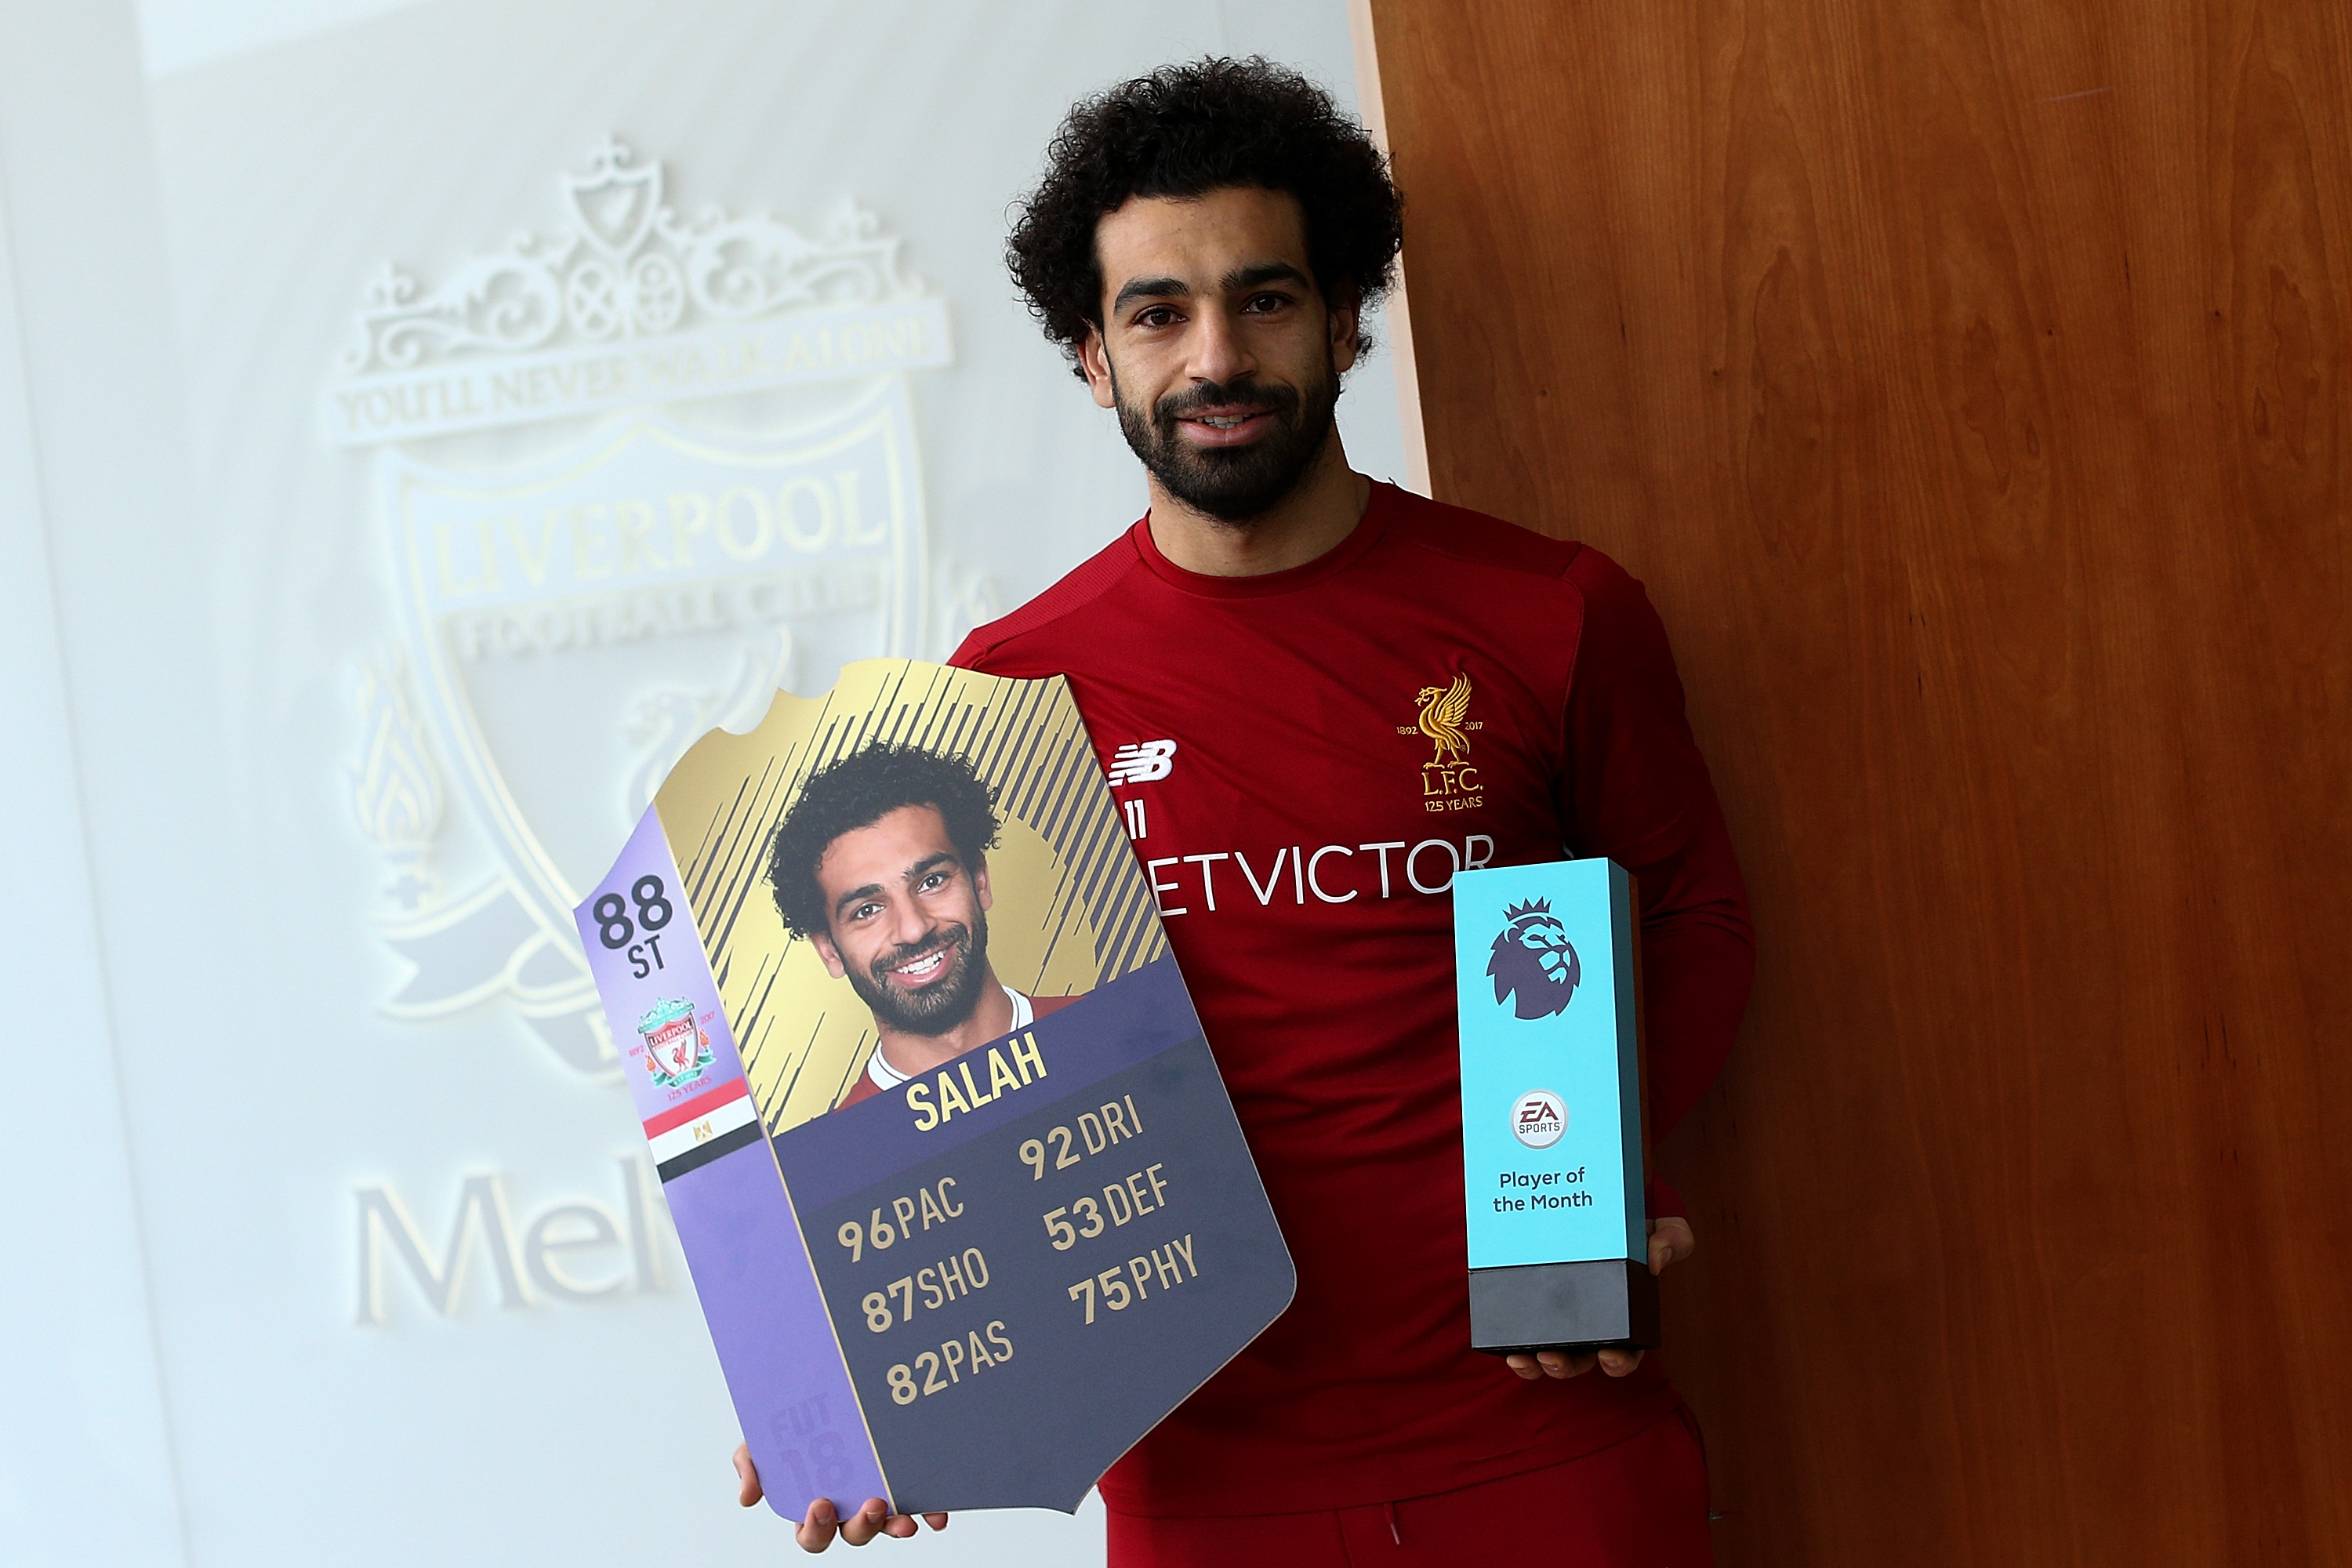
left=1364, top=2, right=2352, bottom=1561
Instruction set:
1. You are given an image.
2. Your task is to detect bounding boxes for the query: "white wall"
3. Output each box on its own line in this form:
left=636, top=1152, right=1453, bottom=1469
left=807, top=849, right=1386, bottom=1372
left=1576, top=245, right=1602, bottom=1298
left=0, top=6, right=196, bottom=1565
left=0, top=3, right=1407, bottom=1565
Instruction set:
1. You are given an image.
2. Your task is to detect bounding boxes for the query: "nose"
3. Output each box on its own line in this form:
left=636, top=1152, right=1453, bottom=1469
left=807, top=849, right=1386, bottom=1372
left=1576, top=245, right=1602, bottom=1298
left=1187, top=304, right=1256, bottom=388
left=884, top=898, right=934, bottom=951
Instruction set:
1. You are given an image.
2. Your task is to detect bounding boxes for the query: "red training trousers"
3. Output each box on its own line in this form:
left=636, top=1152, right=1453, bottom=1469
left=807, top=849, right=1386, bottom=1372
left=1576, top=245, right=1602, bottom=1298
left=1105, top=1406, right=1715, bottom=1568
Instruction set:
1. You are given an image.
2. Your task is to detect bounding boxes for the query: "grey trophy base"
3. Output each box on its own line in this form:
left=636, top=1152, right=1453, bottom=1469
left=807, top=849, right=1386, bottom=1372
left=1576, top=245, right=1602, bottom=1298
left=1468, top=1258, right=1660, bottom=1355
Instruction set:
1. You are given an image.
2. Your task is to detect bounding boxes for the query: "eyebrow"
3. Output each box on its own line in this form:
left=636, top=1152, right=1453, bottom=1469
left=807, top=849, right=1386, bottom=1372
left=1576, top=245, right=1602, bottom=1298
left=1225, top=260, right=1310, bottom=293
left=1112, top=274, right=1188, bottom=314
left=829, top=850, right=960, bottom=920
left=1109, top=260, right=1311, bottom=315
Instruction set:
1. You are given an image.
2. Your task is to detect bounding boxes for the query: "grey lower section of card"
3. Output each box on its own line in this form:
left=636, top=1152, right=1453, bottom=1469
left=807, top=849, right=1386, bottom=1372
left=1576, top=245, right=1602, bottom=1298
left=1468, top=1259, right=1660, bottom=1354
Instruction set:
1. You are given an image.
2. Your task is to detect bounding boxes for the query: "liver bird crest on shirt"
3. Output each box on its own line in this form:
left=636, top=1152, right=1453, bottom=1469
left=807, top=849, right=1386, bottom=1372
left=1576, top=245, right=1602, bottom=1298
left=1415, top=674, right=1474, bottom=765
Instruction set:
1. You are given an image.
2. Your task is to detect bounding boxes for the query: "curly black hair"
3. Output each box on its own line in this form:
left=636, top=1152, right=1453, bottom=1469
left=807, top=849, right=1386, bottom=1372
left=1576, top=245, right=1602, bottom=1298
left=1007, top=56, right=1403, bottom=375
left=768, top=745, right=1001, bottom=939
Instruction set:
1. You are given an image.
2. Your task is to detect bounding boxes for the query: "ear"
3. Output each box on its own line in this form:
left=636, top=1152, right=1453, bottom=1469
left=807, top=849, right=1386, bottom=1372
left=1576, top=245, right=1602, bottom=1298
left=972, top=855, right=994, bottom=914
left=1077, top=326, right=1118, bottom=409
left=810, top=931, right=848, bottom=980
left=1327, top=285, right=1362, bottom=377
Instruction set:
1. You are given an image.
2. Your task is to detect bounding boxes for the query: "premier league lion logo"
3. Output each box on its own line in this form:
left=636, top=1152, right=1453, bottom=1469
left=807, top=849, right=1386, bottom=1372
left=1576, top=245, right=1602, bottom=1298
left=1486, top=898, right=1581, bottom=1020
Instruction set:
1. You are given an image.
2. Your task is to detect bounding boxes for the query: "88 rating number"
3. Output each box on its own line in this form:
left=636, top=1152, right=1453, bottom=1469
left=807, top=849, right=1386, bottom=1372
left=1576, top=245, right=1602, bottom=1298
left=592, top=875, right=674, bottom=979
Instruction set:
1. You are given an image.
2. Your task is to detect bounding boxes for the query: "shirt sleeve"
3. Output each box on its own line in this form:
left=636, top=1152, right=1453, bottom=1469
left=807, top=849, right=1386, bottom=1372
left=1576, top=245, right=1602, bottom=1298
left=1558, top=549, right=1755, bottom=1215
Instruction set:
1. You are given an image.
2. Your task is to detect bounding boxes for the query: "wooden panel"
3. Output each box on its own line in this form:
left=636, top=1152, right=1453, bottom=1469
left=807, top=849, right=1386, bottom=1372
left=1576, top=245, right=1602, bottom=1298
left=1367, top=1, right=2352, bottom=1561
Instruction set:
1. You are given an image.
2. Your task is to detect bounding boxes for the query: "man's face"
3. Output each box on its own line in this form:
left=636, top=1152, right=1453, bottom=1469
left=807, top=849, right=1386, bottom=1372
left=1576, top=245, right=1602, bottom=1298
left=1079, top=186, right=1359, bottom=523
left=808, top=804, right=995, bottom=1037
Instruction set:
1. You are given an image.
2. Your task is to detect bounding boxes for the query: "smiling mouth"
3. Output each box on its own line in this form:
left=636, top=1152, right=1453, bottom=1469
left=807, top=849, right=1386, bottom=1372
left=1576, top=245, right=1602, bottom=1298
left=1176, top=406, right=1276, bottom=444
left=884, top=941, right=957, bottom=986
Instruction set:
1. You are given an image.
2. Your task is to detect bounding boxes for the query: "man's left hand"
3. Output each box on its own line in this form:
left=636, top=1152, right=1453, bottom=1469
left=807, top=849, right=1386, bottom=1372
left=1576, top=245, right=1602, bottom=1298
left=1502, top=1214, right=1695, bottom=1383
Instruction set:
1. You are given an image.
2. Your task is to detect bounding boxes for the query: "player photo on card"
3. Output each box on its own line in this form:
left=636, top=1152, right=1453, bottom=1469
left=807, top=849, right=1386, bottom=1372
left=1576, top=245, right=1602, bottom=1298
left=765, top=741, right=1089, bottom=1116
left=645, top=661, right=1129, bottom=1136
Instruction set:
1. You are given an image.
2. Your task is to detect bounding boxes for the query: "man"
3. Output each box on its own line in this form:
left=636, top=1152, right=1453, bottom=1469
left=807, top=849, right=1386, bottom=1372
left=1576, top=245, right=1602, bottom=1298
left=739, top=59, right=1753, bottom=1563
left=764, top=743, right=1078, bottom=1111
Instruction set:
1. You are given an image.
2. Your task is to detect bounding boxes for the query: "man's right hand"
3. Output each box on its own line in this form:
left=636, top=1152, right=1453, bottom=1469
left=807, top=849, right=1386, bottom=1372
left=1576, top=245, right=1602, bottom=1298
left=734, top=1443, right=949, bottom=1552
left=1502, top=1215, right=1697, bottom=1383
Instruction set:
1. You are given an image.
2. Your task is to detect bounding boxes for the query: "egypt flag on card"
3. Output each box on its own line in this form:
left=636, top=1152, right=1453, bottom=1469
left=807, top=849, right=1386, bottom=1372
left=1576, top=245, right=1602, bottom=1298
left=642, top=1071, right=763, bottom=1181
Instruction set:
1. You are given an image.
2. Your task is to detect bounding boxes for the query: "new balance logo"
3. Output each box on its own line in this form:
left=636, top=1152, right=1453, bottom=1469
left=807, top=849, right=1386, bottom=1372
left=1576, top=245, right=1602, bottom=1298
left=1106, top=739, right=1178, bottom=786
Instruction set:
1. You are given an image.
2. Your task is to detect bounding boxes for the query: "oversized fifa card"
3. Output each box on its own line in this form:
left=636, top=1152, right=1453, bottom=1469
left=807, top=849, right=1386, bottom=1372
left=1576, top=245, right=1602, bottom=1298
left=574, top=660, right=1294, bottom=1516
left=1452, top=858, right=1657, bottom=1352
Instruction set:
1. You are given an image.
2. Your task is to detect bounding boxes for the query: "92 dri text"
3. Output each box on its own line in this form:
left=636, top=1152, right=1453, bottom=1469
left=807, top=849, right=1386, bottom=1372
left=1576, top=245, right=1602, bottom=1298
left=1018, top=1094, right=1145, bottom=1179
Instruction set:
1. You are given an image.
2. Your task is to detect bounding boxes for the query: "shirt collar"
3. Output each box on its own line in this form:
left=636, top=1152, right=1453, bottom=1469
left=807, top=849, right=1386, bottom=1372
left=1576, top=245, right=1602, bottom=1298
left=1127, top=480, right=1397, bottom=599
left=864, top=983, right=1030, bottom=1090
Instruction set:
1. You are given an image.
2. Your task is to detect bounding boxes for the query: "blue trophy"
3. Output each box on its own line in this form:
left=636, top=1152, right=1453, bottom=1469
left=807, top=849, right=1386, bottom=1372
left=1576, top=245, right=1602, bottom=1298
left=1451, top=858, right=1657, bottom=1352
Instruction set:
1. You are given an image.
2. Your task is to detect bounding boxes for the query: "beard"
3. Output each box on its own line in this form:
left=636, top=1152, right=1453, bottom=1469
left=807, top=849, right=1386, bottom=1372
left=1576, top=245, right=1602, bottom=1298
left=1113, top=354, right=1339, bottom=524
left=844, top=913, right=993, bottom=1037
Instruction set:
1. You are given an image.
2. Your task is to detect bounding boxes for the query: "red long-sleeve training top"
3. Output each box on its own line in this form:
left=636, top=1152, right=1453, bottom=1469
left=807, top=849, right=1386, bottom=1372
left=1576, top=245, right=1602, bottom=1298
left=950, top=481, right=1752, bottom=1516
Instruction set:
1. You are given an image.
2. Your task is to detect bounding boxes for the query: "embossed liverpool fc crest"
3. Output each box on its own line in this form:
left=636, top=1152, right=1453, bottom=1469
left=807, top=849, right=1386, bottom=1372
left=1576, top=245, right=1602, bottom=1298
left=332, top=141, right=997, bottom=1079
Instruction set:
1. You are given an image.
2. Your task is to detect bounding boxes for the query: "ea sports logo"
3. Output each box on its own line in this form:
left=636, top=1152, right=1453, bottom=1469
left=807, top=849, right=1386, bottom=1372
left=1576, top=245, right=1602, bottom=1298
left=1511, top=1090, right=1566, bottom=1149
